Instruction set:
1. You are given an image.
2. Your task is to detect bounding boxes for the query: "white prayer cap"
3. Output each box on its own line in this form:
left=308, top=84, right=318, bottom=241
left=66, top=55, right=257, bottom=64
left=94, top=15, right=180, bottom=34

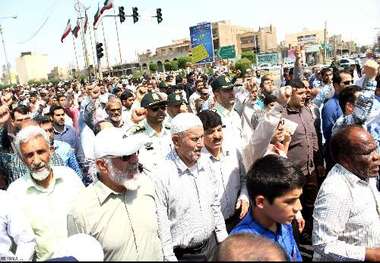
left=170, top=112, right=203, bottom=135
left=94, top=127, right=144, bottom=159
left=52, top=234, right=104, bottom=261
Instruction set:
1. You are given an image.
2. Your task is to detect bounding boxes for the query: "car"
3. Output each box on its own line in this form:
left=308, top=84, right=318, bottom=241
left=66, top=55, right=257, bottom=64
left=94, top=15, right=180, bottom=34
left=338, top=58, right=354, bottom=69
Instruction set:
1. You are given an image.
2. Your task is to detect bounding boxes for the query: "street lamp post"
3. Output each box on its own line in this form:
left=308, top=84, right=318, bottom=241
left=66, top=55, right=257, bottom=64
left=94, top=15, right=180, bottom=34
left=0, top=16, right=17, bottom=85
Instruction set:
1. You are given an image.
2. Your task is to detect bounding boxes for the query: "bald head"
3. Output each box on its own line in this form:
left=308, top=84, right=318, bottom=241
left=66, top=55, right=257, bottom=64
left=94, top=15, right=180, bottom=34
left=216, top=233, right=287, bottom=261
left=331, top=125, right=380, bottom=179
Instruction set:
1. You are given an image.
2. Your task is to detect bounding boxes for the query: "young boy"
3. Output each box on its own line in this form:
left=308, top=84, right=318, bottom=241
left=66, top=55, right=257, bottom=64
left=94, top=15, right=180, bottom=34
left=230, top=154, right=305, bottom=261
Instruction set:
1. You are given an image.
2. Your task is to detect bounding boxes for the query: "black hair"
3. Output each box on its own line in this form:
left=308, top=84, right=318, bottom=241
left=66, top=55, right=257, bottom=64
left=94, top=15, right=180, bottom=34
left=338, top=85, right=361, bottom=114
left=56, top=93, right=66, bottom=101
left=49, top=105, right=64, bottom=116
left=333, top=69, right=352, bottom=85
left=120, top=90, right=134, bottom=101
left=33, top=115, right=51, bottom=125
left=247, top=154, right=305, bottom=204
left=320, top=67, right=332, bottom=78
left=11, top=104, right=29, bottom=120
left=197, top=110, right=222, bottom=131
left=263, top=93, right=277, bottom=106
left=289, top=79, right=305, bottom=89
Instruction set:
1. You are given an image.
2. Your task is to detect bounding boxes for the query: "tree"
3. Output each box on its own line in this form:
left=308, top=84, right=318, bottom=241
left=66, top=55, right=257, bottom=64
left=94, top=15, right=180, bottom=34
left=149, top=62, right=158, bottom=72
left=170, top=60, right=178, bottom=71
left=164, top=61, right=172, bottom=71
left=241, top=51, right=256, bottom=64
left=177, top=56, right=192, bottom=69
left=234, top=58, right=252, bottom=75
left=132, top=69, right=143, bottom=82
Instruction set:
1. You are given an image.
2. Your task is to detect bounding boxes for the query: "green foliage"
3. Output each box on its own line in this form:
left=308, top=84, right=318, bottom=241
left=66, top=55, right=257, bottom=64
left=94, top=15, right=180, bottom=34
left=241, top=51, right=256, bottom=64
left=170, top=60, right=178, bottom=71
left=177, top=56, right=192, bottom=69
left=149, top=62, right=158, bottom=72
left=132, top=69, right=144, bottom=82
left=234, top=58, right=252, bottom=75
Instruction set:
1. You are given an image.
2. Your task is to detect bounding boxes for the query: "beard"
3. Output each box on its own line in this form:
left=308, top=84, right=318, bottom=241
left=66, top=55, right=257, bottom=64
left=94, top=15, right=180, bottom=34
left=30, top=164, right=51, bottom=181
left=106, top=160, right=141, bottom=191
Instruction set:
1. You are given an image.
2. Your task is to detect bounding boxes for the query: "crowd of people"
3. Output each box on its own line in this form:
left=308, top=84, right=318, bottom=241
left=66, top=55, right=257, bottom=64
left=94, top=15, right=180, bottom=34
left=0, top=48, right=379, bottom=261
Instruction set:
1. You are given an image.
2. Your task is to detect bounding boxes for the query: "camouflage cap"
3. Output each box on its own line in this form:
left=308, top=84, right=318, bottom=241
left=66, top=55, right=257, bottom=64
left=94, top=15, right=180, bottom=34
left=141, top=92, right=168, bottom=108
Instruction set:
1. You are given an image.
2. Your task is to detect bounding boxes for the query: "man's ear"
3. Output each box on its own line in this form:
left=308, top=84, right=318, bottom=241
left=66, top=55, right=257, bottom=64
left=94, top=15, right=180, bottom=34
left=171, top=134, right=181, bottom=148
left=96, top=159, right=108, bottom=174
left=254, top=195, right=266, bottom=209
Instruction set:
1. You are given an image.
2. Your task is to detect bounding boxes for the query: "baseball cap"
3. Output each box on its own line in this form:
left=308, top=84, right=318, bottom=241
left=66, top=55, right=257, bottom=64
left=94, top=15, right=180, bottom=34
left=210, top=75, right=234, bottom=92
left=140, top=92, right=168, bottom=108
left=167, top=93, right=186, bottom=106
left=94, top=127, right=145, bottom=159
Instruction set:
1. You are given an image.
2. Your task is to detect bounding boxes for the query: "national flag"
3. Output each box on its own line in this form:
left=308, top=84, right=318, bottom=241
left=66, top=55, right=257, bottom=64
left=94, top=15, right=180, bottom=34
left=72, top=20, right=80, bottom=38
left=83, top=11, right=88, bottom=33
left=100, top=0, right=113, bottom=15
left=60, top=19, right=72, bottom=43
left=93, top=6, right=101, bottom=27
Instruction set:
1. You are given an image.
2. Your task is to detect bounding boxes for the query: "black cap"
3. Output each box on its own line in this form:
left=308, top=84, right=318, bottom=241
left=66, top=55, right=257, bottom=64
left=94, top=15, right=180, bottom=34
left=167, top=93, right=186, bottom=106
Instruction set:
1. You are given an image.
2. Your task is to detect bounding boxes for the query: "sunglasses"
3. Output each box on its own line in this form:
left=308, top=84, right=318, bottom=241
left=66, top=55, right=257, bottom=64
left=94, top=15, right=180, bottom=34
left=149, top=105, right=167, bottom=112
left=342, top=80, right=353, bottom=85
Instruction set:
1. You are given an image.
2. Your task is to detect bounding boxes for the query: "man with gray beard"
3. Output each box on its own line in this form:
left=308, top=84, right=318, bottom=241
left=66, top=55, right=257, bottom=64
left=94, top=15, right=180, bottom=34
left=67, top=127, right=163, bottom=261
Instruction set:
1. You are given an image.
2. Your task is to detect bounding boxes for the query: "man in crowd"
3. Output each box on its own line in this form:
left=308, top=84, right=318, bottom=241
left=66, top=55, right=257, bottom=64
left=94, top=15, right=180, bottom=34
left=154, top=112, right=227, bottom=261
left=313, top=126, right=380, bottom=261
left=198, top=110, right=249, bottom=231
left=127, top=92, right=172, bottom=169
left=67, top=127, right=163, bottom=261
left=283, top=79, right=321, bottom=243
left=7, top=126, right=84, bottom=260
left=166, top=92, right=188, bottom=125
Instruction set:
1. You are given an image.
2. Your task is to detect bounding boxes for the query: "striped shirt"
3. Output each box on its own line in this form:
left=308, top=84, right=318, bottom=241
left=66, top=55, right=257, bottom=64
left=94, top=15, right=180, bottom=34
left=312, top=164, right=380, bottom=261
left=154, top=150, right=228, bottom=261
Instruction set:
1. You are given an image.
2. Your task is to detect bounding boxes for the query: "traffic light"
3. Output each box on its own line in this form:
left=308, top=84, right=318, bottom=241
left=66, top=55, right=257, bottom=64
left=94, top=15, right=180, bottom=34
left=119, top=6, right=125, bottom=23
left=96, top=42, right=104, bottom=60
left=156, top=8, right=163, bottom=24
left=132, top=7, right=139, bottom=23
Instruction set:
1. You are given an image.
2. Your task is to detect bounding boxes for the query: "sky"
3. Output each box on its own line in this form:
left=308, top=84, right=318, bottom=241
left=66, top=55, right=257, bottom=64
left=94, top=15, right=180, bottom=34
left=0, top=0, right=379, bottom=73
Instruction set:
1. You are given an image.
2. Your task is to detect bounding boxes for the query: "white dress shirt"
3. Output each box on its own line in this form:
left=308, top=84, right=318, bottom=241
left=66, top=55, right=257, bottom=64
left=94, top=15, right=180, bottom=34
left=0, top=190, right=35, bottom=261
left=154, top=150, right=228, bottom=261
left=313, top=164, right=380, bottom=261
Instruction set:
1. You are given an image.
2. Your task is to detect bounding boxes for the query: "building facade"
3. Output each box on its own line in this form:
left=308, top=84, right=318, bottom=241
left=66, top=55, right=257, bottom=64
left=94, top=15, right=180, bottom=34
left=237, top=25, right=278, bottom=54
left=16, top=52, right=48, bottom=85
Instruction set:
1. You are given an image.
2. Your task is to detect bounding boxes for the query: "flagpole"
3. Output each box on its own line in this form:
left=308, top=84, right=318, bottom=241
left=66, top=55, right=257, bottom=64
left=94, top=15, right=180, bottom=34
left=75, top=0, right=89, bottom=75
left=101, top=19, right=111, bottom=75
left=88, top=24, right=97, bottom=78
left=113, top=8, right=122, bottom=65
left=71, top=35, right=80, bottom=76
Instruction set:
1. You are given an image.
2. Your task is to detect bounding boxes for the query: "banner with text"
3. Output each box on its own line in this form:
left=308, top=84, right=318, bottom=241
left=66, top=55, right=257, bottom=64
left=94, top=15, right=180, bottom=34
left=189, top=22, right=214, bottom=64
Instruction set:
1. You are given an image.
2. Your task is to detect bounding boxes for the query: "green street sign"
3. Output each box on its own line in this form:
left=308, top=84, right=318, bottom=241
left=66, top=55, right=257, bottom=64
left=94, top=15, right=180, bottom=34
left=217, top=45, right=236, bottom=59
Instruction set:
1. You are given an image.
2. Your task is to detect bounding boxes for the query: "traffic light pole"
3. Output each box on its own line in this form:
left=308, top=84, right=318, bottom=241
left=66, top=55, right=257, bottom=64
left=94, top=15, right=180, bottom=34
left=112, top=9, right=123, bottom=65
left=101, top=20, right=111, bottom=75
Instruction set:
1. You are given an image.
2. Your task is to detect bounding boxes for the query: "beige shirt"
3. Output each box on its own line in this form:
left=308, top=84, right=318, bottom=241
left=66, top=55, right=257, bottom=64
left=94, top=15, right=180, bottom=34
left=67, top=175, right=163, bottom=261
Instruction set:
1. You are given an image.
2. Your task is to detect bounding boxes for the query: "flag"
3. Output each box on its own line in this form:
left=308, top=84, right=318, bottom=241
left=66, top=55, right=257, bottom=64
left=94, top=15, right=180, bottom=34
left=100, top=0, right=113, bottom=15
left=60, top=19, right=71, bottom=43
left=72, top=20, right=80, bottom=38
left=83, top=11, right=88, bottom=33
left=93, top=6, right=100, bottom=27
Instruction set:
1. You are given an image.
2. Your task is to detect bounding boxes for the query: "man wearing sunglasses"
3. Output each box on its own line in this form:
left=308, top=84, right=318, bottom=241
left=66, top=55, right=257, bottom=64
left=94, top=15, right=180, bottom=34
left=126, top=92, right=172, bottom=170
left=321, top=69, right=353, bottom=172
left=67, top=127, right=163, bottom=261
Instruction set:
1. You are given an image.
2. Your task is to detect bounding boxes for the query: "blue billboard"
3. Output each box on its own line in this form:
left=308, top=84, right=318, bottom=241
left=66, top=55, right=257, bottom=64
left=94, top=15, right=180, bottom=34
left=189, top=22, right=214, bottom=64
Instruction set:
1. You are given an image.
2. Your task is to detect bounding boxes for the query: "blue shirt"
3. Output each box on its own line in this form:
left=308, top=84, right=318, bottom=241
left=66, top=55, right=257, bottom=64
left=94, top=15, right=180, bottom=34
left=321, top=94, right=342, bottom=143
left=54, top=140, right=83, bottom=180
left=230, top=209, right=302, bottom=261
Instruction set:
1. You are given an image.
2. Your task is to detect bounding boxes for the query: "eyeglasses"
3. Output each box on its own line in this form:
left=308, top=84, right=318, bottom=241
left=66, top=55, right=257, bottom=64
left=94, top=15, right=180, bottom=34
left=149, top=105, right=167, bottom=112
left=342, top=80, right=354, bottom=85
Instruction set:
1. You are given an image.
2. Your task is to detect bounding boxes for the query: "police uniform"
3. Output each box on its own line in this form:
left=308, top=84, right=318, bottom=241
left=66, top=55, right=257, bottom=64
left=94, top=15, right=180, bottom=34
left=126, top=92, right=173, bottom=170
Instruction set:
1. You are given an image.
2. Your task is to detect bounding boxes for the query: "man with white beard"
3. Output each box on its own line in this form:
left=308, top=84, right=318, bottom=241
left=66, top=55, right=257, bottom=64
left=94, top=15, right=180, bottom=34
left=67, top=127, right=163, bottom=261
left=7, top=126, right=84, bottom=261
